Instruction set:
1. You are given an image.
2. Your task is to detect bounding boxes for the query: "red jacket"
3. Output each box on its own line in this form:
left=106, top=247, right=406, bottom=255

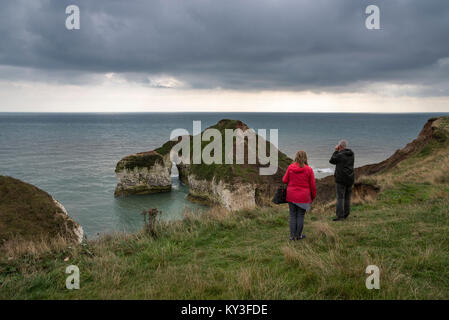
left=282, top=164, right=317, bottom=203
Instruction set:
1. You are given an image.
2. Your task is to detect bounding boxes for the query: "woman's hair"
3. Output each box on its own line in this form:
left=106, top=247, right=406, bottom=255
left=294, top=150, right=308, bottom=167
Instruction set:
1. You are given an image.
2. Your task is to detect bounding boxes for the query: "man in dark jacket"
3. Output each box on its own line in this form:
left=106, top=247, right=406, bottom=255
left=329, top=140, right=355, bottom=221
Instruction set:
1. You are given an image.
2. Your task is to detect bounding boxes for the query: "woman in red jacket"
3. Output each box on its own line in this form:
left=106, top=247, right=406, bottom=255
left=282, top=150, right=317, bottom=240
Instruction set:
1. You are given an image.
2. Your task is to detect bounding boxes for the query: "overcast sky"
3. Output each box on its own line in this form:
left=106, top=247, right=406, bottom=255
left=1, top=0, right=449, bottom=112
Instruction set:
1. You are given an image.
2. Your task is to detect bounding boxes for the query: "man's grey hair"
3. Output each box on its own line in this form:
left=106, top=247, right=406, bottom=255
left=338, top=139, right=348, bottom=149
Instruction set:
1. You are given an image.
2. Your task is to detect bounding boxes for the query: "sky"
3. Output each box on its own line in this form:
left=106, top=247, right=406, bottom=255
left=0, top=0, right=449, bottom=112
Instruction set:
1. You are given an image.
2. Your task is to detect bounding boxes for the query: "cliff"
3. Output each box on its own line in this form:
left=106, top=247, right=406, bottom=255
left=114, top=119, right=291, bottom=210
left=0, top=176, right=83, bottom=244
left=316, top=116, right=449, bottom=203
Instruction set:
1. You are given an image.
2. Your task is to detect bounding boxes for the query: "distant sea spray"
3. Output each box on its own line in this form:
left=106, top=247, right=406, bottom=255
left=313, top=167, right=334, bottom=174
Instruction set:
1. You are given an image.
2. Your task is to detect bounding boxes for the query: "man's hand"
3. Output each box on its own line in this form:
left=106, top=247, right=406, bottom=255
left=334, top=144, right=340, bottom=151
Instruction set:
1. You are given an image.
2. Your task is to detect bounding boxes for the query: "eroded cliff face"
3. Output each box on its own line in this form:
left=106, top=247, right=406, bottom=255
left=182, top=174, right=256, bottom=211
left=114, top=151, right=172, bottom=197
left=53, top=198, right=84, bottom=243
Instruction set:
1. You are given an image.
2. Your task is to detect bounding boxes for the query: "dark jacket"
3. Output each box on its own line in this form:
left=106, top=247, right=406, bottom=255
left=329, top=149, right=355, bottom=186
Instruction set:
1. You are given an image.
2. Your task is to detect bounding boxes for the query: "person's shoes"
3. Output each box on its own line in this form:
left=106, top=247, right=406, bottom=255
left=333, top=217, right=344, bottom=221
left=296, top=234, right=306, bottom=240
left=289, top=237, right=295, bottom=241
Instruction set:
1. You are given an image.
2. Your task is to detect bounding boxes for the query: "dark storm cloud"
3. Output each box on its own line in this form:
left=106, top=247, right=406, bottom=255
left=1, top=0, right=449, bottom=94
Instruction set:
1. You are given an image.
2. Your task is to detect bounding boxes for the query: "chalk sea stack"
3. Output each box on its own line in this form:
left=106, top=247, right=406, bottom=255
left=0, top=176, right=83, bottom=244
left=114, top=142, right=177, bottom=197
left=114, top=119, right=292, bottom=210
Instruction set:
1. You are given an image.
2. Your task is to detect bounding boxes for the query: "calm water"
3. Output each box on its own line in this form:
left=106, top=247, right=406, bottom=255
left=0, top=112, right=446, bottom=237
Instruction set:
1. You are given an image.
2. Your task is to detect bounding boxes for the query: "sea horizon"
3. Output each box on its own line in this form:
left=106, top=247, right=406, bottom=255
left=1, top=111, right=448, bottom=114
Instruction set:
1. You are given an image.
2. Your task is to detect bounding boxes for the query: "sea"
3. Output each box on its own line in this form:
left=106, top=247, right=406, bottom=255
left=1, top=112, right=446, bottom=238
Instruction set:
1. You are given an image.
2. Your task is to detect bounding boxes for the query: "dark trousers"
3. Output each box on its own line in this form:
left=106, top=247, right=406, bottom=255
left=288, top=203, right=306, bottom=238
left=336, top=183, right=352, bottom=219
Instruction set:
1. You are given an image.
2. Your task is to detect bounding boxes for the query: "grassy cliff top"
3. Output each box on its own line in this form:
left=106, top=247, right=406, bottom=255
left=2, top=180, right=449, bottom=299
left=317, top=116, right=449, bottom=204
left=115, top=151, right=165, bottom=173
left=115, top=139, right=179, bottom=173
left=0, top=176, right=80, bottom=244
left=357, top=116, right=449, bottom=188
left=186, top=119, right=292, bottom=184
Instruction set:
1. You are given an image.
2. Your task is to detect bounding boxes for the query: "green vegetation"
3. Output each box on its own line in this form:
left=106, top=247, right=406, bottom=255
left=1, top=181, right=449, bottom=299
left=184, top=119, right=292, bottom=184
left=189, top=163, right=235, bottom=184
left=360, top=117, right=449, bottom=190
left=155, top=140, right=178, bottom=156
left=418, top=122, right=447, bottom=157
left=115, top=152, right=164, bottom=173
left=114, top=184, right=172, bottom=197
left=210, top=119, right=242, bottom=130
left=0, top=176, right=79, bottom=244
left=186, top=193, right=219, bottom=206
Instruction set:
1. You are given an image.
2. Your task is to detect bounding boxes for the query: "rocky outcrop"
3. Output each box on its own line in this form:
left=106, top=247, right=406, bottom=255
left=114, top=119, right=291, bottom=210
left=114, top=149, right=174, bottom=197
left=0, top=176, right=83, bottom=244
left=176, top=120, right=291, bottom=210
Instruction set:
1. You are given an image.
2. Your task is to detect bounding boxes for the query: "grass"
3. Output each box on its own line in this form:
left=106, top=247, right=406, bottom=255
left=1, top=181, right=449, bottom=299
left=0, top=176, right=80, bottom=244
left=154, top=140, right=178, bottom=156
left=182, top=119, right=292, bottom=184
left=357, top=116, right=449, bottom=191
left=115, top=152, right=164, bottom=173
